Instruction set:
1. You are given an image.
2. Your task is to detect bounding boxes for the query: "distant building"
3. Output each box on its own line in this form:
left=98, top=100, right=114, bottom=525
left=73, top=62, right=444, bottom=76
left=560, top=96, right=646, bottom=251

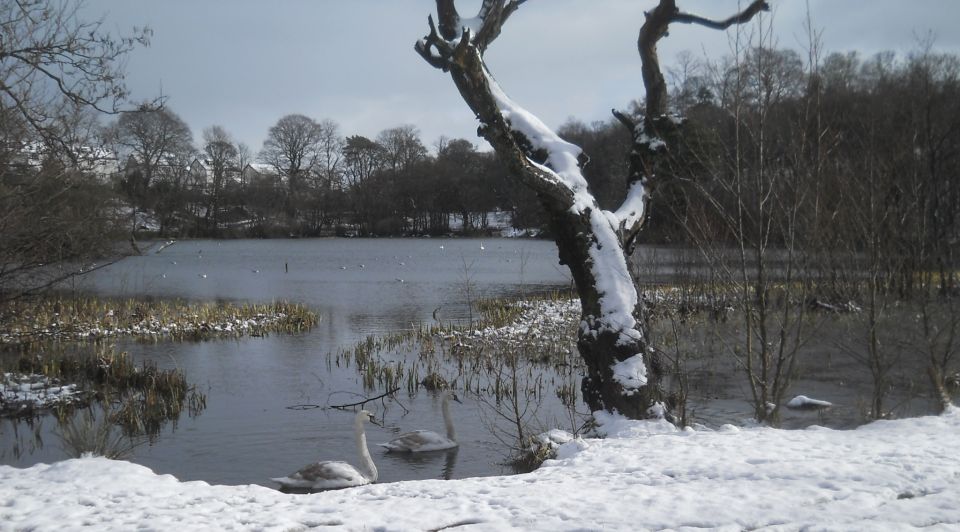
left=4, top=142, right=119, bottom=183
left=241, top=162, right=275, bottom=186
left=187, top=158, right=211, bottom=190
left=122, top=154, right=191, bottom=186
left=187, top=157, right=253, bottom=190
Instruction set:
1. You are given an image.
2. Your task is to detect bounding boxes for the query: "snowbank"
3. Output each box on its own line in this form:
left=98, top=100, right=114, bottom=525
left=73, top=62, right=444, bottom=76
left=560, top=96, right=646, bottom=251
left=2, top=408, right=958, bottom=530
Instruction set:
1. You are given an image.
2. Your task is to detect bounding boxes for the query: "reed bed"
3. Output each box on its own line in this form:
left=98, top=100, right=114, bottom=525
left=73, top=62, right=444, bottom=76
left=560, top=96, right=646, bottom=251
left=2, top=346, right=207, bottom=438
left=329, top=291, right=583, bottom=403
left=0, top=297, right=318, bottom=347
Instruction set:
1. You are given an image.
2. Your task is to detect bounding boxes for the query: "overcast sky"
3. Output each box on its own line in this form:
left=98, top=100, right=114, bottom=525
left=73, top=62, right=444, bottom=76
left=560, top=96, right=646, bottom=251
left=82, top=0, right=960, bottom=153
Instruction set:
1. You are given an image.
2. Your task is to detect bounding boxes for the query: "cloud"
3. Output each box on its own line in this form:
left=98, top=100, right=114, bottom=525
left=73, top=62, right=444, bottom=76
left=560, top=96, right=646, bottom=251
left=83, top=0, right=960, bottom=152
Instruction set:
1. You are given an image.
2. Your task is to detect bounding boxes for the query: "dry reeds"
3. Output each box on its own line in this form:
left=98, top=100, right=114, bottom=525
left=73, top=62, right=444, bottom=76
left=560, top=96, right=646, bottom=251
left=3, top=346, right=207, bottom=438
left=0, top=297, right=318, bottom=347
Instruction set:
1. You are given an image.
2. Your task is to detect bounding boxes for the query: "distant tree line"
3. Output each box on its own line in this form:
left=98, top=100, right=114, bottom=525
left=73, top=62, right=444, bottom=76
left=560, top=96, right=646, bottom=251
left=102, top=111, right=546, bottom=238
left=670, top=44, right=960, bottom=297
left=3, top=0, right=958, bottom=312
left=648, top=40, right=960, bottom=421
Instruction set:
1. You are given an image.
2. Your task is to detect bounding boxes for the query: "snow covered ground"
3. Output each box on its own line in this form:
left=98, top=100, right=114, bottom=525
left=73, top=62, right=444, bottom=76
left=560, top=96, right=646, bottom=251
left=2, top=408, right=957, bottom=531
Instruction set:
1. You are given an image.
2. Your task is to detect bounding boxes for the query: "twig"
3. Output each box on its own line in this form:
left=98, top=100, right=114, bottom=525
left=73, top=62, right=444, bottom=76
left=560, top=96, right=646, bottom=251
left=329, top=388, right=400, bottom=410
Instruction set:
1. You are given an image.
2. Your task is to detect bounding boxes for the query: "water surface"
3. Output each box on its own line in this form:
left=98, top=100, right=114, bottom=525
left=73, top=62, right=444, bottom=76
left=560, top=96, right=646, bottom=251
left=3, top=238, right=572, bottom=486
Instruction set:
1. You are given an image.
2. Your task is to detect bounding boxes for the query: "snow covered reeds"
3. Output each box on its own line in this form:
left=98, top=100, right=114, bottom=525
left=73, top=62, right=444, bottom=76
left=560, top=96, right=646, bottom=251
left=0, top=297, right=318, bottom=346
left=325, top=292, right=586, bottom=465
left=1, top=346, right=206, bottom=439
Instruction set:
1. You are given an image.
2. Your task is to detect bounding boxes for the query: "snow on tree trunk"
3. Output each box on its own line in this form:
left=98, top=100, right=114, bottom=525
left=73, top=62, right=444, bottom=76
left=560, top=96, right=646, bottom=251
left=416, top=0, right=769, bottom=419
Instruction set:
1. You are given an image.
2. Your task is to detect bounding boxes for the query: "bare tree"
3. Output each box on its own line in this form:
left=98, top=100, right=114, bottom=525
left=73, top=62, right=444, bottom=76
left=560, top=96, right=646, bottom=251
left=378, top=125, right=429, bottom=232
left=343, top=134, right=386, bottom=235
left=0, top=1, right=148, bottom=300
left=416, top=0, right=768, bottom=418
left=106, top=105, right=194, bottom=232
left=298, top=119, right=345, bottom=232
left=377, top=125, right=428, bottom=174
left=236, top=142, right=253, bottom=183
left=108, top=106, right=194, bottom=192
left=0, top=0, right=150, bottom=147
left=312, top=119, right=344, bottom=191
left=202, top=125, right=239, bottom=231
left=259, top=113, right=326, bottom=221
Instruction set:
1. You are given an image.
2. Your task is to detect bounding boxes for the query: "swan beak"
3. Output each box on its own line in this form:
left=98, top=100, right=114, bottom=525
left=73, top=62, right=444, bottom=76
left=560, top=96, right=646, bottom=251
left=451, top=393, right=463, bottom=404
left=367, top=413, right=383, bottom=427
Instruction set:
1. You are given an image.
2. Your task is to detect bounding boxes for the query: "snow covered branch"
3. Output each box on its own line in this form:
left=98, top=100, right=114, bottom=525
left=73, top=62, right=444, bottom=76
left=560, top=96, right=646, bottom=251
left=416, top=0, right=577, bottom=208
left=421, top=0, right=527, bottom=55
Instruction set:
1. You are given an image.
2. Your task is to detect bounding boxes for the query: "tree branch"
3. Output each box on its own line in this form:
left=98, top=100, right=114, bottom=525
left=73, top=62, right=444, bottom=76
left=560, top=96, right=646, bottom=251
left=417, top=0, right=578, bottom=209
left=639, top=0, right=769, bottom=121
left=436, top=0, right=460, bottom=40
left=673, top=1, right=771, bottom=31
left=612, top=0, right=770, bottom=252
left=329, top=388, right=399, bottom=410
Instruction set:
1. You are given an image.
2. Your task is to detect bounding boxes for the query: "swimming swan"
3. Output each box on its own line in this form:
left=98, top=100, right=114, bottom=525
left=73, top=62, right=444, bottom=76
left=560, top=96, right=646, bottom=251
left=271, top=409, right=378, bottom=490
left=380, top=391, right=461, bottom=452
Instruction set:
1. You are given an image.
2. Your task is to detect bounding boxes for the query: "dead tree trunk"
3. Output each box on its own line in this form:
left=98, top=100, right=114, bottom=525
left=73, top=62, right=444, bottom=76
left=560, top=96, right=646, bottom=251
left=416, top=0, right=768, bottom=419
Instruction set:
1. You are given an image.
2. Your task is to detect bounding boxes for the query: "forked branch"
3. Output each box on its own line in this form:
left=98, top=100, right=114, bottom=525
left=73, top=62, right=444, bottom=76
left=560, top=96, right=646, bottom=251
left=416, top=0, right=577, bottom=209
left=428, top=0, right=527, bottom=54
left=639, top=0, right=770, bottom=120
left=614, top=0, right=769, bottom=253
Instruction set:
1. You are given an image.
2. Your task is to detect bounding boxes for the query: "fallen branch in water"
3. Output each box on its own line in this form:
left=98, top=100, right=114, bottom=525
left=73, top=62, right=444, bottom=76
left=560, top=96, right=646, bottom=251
left=329, top=388, right=400, bottom=410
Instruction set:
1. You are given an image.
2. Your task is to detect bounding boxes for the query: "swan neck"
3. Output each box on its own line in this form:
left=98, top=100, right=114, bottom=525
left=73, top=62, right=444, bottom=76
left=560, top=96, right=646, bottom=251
left=354, top=414, right=378, bottom=482
left=442, top=394, right=456, bottom=441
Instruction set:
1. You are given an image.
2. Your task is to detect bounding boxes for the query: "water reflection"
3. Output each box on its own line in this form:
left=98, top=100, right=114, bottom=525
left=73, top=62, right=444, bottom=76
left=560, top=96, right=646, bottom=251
left=380, top=447, right=460, bottom=481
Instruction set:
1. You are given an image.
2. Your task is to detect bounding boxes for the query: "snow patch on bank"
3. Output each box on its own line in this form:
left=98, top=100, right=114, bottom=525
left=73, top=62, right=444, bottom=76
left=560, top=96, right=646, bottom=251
left=0, top=313, right=296, bottom=344
left=454, top=298, right=579, bottom=354
left=3, top=408, right=958, bottom=530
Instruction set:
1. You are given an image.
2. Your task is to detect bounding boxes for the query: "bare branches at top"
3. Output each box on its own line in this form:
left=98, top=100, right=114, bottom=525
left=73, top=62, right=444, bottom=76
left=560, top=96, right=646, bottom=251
left=614, top=0, right=768, bottom=254
left=416, top=0, right=577, bottom=210
left=0, top=0, right=151, bottom=143
left=417, top=0, right=527, bottom=70
left=639, top=0, right=770, bottom=120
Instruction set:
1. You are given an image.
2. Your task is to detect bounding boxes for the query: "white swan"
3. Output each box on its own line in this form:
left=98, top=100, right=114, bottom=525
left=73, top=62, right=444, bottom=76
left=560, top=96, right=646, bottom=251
left=271, top=410, right=379, bottom=490
left=380, top=391, right=461, bottom=452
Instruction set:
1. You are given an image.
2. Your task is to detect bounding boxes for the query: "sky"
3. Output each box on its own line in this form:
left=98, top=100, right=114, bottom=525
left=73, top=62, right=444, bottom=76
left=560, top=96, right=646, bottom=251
left=81, top=0, right=960, bottom=154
